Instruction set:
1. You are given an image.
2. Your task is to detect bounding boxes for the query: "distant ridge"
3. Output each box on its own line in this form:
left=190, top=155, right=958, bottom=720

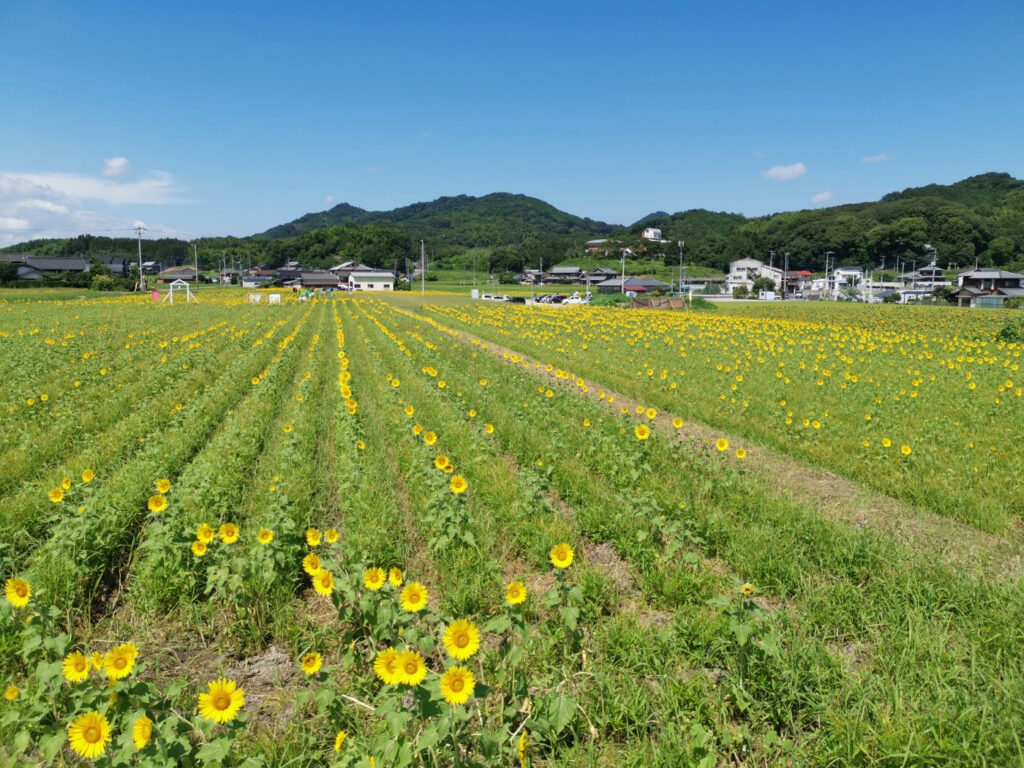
left=258, top=192, right=618, bottom=246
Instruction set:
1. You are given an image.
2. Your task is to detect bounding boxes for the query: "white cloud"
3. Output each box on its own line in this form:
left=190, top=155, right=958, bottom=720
left=102, top=156, right=131, bottom=177
left=861, top=153, right=893, bottom=164
left=0, top=172, right=183, bottom=247
left=811, top=191, right=835, bottom=205
left=324, top=195, right=335, bottom=206
left=762, top=162, right=807, bottom=181
left=13, top=170, right=181, bottom=205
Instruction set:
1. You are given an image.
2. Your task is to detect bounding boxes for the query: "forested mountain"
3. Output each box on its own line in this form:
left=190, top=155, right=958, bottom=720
left=260, top=193, right=617, bottom=245
left=4, top=173, right=1022, bottom=274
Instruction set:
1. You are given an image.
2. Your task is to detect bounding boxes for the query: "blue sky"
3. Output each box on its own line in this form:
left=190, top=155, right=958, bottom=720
left=1, top=0, right=1022, bottom=245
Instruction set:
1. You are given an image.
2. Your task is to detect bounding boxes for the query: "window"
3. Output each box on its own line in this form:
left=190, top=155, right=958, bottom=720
left=368, top=284, right=374, bottom=289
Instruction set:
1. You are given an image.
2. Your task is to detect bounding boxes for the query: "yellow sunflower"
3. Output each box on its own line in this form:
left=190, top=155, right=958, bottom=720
left=672, top=417, right=683, bottom=429
left=4, top=578, right=30, bottom=608
left=313, top=568, right=334, bottom=596
left=449, top=475, right=468, bottom=494
left=103, top=642, right=138, bottom=681
left=324, top=528, right=339, bottom=544
left=191, top=540, right=208, bottom=557
left=61, top=476, right=73, bottom=491
left=549, top=543, right=574, bottom=569
left=155, top=479, right=171, bottom=494
left=505, top=581, right=527, bottom=606
left=306, top=528, right=321, bottom=547
left=439, top=666, right=475, bottom=705
left=147, top=494, right=167, bottom=513
left=715, top=438, right=729, bottom=452
left=388, top=567, right=403, bottom=587
left=196, top=523, right=215, bottom=544
left=197, top=678, right=245, bottom=723
left=302, top=553, right=321, bottom=576
left=412, top=424, right=423, bottom=435
left=645, top=408, right=657, bottom=419
left=395, top=650, right=427, bottom=686
left=442, top=620, right=480, bottom=661
left=219, top=523, right=239, bottom=544
left=301, top=652, right=322, bottom=676
left=62, top=651, right=90, bottom=683
left=258, top=528, right=274, bottom=545
left=434, top=455, right=451, bottom=471
left=132, top=714, right=153, bottom=750
left=634, top=424, right=651, bottom=440
left=404, top=405, right=415, bottom=417
left=364, top=567, right=386, bottom=591
left=49, top=487, right=64, bottom=503
left=400, top=582, right=429, bottom=612
left=735, top=448, right=747, bottom=460
left=373, top=648, right=401, bottom=685
left=741, top=583, right=755, bottom=596
left=484, top=424, right=494, bottom=434
left=82, top=469, right=95, bottom=483
left=3, top=685, right=18, bottom=701
left=68, top=711, right=111, bottom=759
left=423, top=431, right=438, bottom=446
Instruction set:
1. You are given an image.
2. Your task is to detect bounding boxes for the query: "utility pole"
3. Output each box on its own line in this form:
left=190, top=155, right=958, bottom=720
left=420, top=240, right=426, bottom=297
left=825, top=250, right=835, bottom=300
left=620, top=249, right=626, bottom=294
left=193, top=243, right=199, bottom=288
left=135, top=224, right=147, bottom=291
left=678, top=240, right=684, bottom=296
left=783, top=251, right=790, bottom=299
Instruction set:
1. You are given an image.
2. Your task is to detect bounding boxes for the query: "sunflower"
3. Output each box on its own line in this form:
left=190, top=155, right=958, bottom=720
left=68, top=711, right=111, bottom=759
left=434, top=455, right=451, bottom=471
left=3, top=685, right=18, bottom=701
left=400, top=582, right=429, bottom=612
left=103, top=642, right=138, bottom=681
left=882, top=437, right=892, bottom=448
left=49, top=487, right=64, bottom=503
left=741, top=583, right=755, bottom=596
left=645, top=408, right=657, bottom=419
left=197, top=678, right=245, bottom=723
left=324, top=528, right=339, bottom=544
left=715, top=438, right=729, bottom=452
left=484, top=424, right=494, bottom=434
left=302, top=553, right=321, bottom=576
left=191, top=540, right=208, bottom=557
left=61, top=476, right=73, bottom=491
left=505, top=581, right=527, bottom=606
left=196, top=523, right=215, bottom=544
left=313, top=569, right=334, bottom=596
left=147, top=494, right=167, bottom=513
left=404, top=405, right=415, bottom=417
left=301, top=652, right=322, bottom=676
left=438, top=665, right=475, bottom=705
left=449, top=475, right=468, bottom=494
left=735, top=448, right=747, bottom=460
left=219, top=523, right=239, bottom=544
left=306, top=528, right=321, bottom=547
left=468, top=410, right=476, bottom=418
left=82, top=469, right=95, bottom=483
left=549, top=543, right=574, bottom=569
left=634, top=424, right=651, bottom=440
left=423, top=431, right=438, bottom=446
left=442, top=620, right=480, bottom=661
left=89, top=651, right=104, bottom=670
left=901, top=444, right=912, bottom=456
left=362, top=567, right=385, bottom=591
left=132, top=714, right=153, bottom=750
left=388, top=567, right=403, bottom=587
left=395, top=650, right=427, bottom=686
left=4, top=578, right=30, bottom=608
left=356, top=440, right=366, bottom=450
left=412, top=424, right=423, bottom=435
left=334, top=730, right=347, bottom=751
left=373, top=648, right=401, bottom=685
left=63, top=651, right=90, bottom=683
left=283, top=424, right=293, bottom=434
left=155, top=479, right=171, bottom=494
left=672, top=418, right=683, bottom=429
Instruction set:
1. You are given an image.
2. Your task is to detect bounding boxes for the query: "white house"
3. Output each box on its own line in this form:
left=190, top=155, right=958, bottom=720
left=727, top=258, right=784, bottom=292
left=348, top=271, right=395, bottom=291
left=641, top=227, right=664, bottom=241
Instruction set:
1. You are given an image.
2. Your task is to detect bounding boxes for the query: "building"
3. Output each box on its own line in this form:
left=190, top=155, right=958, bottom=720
left=587, top=266, right=619, bottom=283
left=949, top=268, right=1024, bottom=307
left=241, top=275, right=272, bottom=289
left=158, top=265, right=199, bottom=282
left=91, top=255, right=131, bottom=277
left=595, top=276, right=670, bottom=295
left=546, top=266, right=585, bottom=284
left=902, top=260, right=950, bottom=289
left=299, top=272, right=343, bottom=289
left=727, top=258, right=784, bottom=292
left=14, top=257, right=92, bottom=280
left=348, top=271, right=395, bottom=291
left=641, top=227, right=664, bottom=241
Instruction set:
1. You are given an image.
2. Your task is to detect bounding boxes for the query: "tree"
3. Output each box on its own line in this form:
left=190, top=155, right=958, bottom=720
left=751, top=277, right=776, bottom=293
left=986, top=236, right=1017, bottom=266
left=0, top=262, right=17, bottom=282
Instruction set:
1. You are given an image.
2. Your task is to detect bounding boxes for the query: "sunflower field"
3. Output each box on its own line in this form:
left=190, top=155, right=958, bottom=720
left=2, top=290, right=1023, bottom=766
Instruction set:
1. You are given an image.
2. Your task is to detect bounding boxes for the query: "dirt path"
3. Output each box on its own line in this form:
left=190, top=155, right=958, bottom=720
left=450, top=329, right=1024, bottom=582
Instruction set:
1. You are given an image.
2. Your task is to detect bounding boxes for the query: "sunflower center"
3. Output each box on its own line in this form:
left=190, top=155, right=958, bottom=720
left=84, top=726, right=100, bottom=743
left=75, top=659, right=87, bottom=672
left=16, top=585, right=27, bottom=597
left=454, top=633, right=469, bottom=648
left=114, top=657, right=126, bottom=669
left=214, top=693, right=231, bottom=710
left=404, top=661, right=418, bottom=674
left=449, top=677, right=464, bottom=692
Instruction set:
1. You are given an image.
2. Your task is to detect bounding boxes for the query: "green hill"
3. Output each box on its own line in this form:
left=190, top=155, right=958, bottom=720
left=259, top=192, right=617, bottom=246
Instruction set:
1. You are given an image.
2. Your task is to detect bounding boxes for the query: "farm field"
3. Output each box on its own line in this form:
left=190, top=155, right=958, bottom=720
left=2, top=290, right=1023, bottom=767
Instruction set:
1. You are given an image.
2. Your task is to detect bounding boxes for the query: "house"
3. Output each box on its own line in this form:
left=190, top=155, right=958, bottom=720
left=158, top=265, right=199, bottom=282
left=727, top=258, right=784, bottom=292
left=91, top=255, right=131, bottom=277
left=902, top=259, right=950, bottom=289
left=241, top=275, right=272, bottom=289
left=595, top=276, right=670, bottom=295
left=19, top=257, right=92, bottom=280
left=141, top=260, right=164, bottom=274
left=298, top=271, right=342, bottom=289
left=642, top=227, right=667, bottom=242
left=348, top=271, right=395, bottom=291
left=587, top=266, right=619, bottom=283
left=547, top=266, right=585, bottom=284
left=949, top=268, right=1024, bottom=307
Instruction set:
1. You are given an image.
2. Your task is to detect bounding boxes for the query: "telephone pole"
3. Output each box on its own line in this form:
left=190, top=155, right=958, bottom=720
left=135, top=224, right=147, bottom=291
left=193, top=243, right=199, bottom=288
left=420, top=240, right=426, bottom=297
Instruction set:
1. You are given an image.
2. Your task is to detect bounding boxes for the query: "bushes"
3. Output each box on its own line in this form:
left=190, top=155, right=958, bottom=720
left=997, top=315, right=1024, bottom=343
